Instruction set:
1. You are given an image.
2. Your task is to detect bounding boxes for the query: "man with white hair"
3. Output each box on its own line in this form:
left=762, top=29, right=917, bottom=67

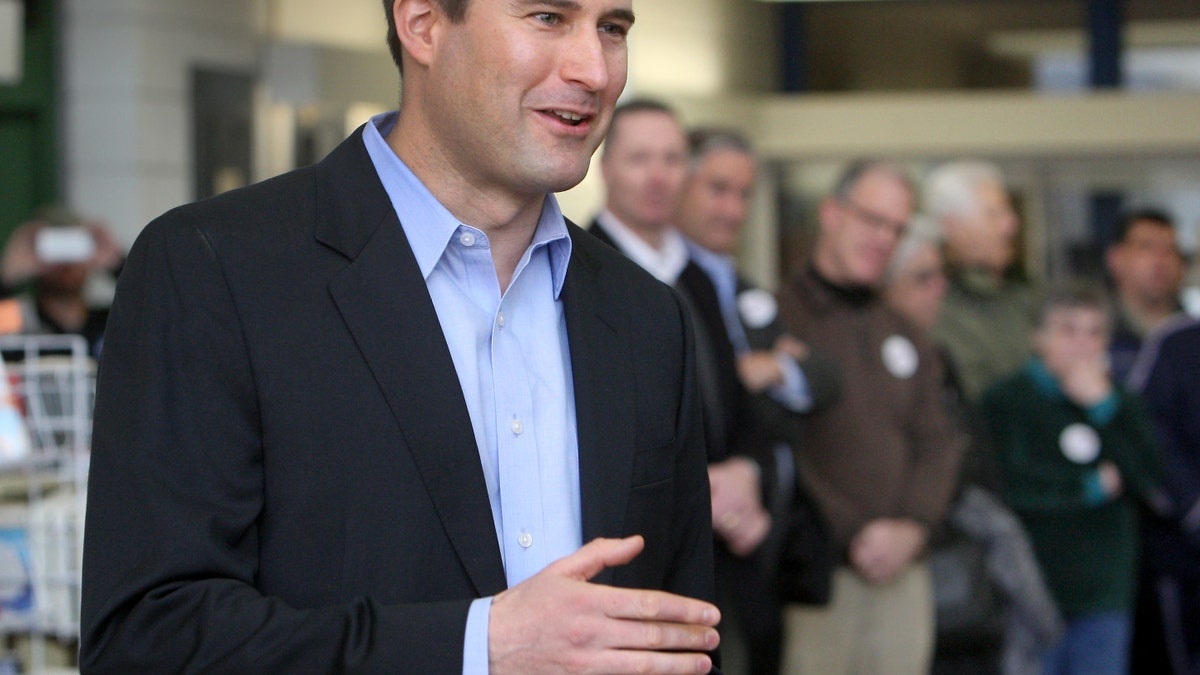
left=925, top=160, right=1039, bottom=402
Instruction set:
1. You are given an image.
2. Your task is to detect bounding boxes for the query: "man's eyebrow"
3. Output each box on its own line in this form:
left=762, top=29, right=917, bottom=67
left=603, top=8, right=635, bottom=25
left=515, top=0, right=635, bottom=25
left=516, top=0, right=579, bottom=9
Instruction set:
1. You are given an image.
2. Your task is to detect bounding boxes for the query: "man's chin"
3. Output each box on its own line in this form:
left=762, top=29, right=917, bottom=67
left=537, top=163, right=591, bottom=194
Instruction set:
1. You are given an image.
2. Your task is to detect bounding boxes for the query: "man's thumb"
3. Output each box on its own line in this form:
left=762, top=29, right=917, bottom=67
left=557, top=535, right=644, bottom=581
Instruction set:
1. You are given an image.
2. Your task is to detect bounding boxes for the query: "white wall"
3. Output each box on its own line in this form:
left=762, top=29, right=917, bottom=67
left=62, top=0, right=266, bottom=247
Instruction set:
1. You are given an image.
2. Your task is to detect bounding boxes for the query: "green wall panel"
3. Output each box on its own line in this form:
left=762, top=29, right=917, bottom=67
left=0, top=0, right=59, bottom=240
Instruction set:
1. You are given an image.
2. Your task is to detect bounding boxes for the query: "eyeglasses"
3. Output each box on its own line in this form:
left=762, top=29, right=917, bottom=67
left=839, top=198, right=909, bottom=239
left=906, top=267, right=945, bottom=286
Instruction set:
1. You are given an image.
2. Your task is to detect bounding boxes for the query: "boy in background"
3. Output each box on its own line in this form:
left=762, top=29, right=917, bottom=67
left=980, top=283, right=1166, bottom=675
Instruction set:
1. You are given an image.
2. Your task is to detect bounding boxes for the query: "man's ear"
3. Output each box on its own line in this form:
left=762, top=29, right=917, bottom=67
left=1104, top=245, right=1123, bottom=278
left=817, top=197, right=840, bottom=236
left=393, top=0, right=440, bottom=69
left=941, top=213, right=963, bottom=240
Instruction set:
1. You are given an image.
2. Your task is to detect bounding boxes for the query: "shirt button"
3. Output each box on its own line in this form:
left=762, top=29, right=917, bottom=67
left=459, top=232, right=476, bottom=247
left=518, top=532, right=533, bottom=548
left=497, top=312, right=506, bottom=327
left=510, top=418, right=524, bottom=435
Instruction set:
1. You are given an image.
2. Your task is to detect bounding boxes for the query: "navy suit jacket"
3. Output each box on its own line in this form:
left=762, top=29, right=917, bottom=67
left=80, top=127, right=716, bottom=673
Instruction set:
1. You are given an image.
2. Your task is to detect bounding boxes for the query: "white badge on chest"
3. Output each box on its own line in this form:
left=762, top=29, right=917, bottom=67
left=881, top=334, right=919, bottom=379
left=1059, top=423, right=1101, bottom=464
left=737, top=289, right=777, bottom=330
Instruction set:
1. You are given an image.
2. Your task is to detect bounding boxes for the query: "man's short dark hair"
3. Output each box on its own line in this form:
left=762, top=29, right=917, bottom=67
left=602, top=98, right=678, bottom=157
left=1113, top=208, right=1175, bottom=245
left=686, top=128, right=754, bottom=166
left=383, top=0, right=471, bottom=73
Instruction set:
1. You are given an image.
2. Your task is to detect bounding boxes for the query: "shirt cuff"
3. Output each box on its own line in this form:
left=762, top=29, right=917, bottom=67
left=462, top=596, right=492, bottom=675
left=769, top=354, right=813, bottom=412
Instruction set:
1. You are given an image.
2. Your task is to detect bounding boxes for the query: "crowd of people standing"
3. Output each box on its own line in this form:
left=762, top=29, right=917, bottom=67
left=583, top=96, right=1198, bottom=675
left=6, top=1, right=1193, bottom=670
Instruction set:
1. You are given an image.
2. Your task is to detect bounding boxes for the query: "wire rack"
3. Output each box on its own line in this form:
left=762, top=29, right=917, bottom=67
left=0, top=334, right=93, bottom=674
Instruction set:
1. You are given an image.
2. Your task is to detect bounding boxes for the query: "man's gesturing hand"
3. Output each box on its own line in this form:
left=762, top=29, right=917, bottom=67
left=488, top=536, right=720, bottom=674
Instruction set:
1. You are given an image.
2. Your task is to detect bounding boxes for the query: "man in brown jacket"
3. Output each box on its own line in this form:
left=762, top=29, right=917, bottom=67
left=778, top=160, right=966, bottom=675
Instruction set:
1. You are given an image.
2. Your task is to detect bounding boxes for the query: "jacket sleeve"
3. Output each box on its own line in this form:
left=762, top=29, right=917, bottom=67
left=1099, top=392, right=1165, bottom=507
left=666, top=291, right=721, bottom=672
left=899, top=338, right=967, bottom=527
left=1139, top=331, right=1200, bottom=535
left=80, top=213, right=470, bottom=674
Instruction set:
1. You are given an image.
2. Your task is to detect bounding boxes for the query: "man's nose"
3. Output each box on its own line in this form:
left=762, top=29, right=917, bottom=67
left=561, top=30, right=610, bottom=92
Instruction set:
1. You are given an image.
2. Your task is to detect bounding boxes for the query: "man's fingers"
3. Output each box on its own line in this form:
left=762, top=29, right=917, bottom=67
left=594, top=585, right=721, bottom=629
left=592, top=649, right=714, bottom=675
left=549, top=535, right=645, bottom=581
left=489, top=545, right=719, bottom=675
left=597, top=615, right=720, bottom=653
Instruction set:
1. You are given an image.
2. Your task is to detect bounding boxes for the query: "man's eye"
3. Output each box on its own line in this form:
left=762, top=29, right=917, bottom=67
left=534, top=12, right=561, bottom=25
left=599, top=22, right=629, bottom=37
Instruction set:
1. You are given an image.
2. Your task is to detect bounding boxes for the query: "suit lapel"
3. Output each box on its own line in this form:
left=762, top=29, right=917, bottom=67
left=585, top=218, right=618, bottom=250
left=317, top=129, right=507, bottom=597
left=563, top=230, right=636, bottom=585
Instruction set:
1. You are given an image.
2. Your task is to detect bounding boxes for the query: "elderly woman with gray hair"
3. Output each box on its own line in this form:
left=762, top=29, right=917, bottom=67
left=883, top=215, right=1063, bottom=675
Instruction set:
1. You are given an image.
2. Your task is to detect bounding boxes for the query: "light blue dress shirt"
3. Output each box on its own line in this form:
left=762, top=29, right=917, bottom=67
left=685, top=239, right=812, bottom=412
left=364, top=112, right=582, bottom=673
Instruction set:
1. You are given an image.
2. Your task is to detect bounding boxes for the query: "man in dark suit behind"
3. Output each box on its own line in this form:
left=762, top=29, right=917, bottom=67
left=79, top=0, right=721, bottom=673
left=588, top=102, right=796, bottom=674
left=671, top=127, right=842, bottom=675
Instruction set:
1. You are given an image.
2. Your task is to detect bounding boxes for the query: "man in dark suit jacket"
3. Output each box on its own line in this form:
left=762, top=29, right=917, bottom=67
left=79, top=1, right=720, bottom=673
left=670, top=128, right=841, bottom=675
left=585, top=101, right=774, bottom=552
left=587, top=101, right=795, bottom=674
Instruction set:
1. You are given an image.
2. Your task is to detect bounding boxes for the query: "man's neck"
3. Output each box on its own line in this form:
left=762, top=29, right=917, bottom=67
left=947, top=252, right=1004, bottom=279
left=607, top=209, right=668, bottom=251
left=387, top=112, right=543, bottom=293
left=1120, top=293, right=1177, bottom=336
left=811, top=247, right=878, bottom=302
left=598, top=212, right=689, bottom=285
left=811, top=247, right=852, bottom=289
left=683, top=234, right=734, bottom=260
left=948, top=262, right=1007, bottom=298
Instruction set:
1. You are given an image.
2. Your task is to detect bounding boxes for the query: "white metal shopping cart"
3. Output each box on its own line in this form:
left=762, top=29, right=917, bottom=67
left=0, top=334, right=93, bottom=674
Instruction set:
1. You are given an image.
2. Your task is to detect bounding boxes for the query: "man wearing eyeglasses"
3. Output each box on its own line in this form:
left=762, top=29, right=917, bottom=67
left=776, top=160, right=966, bottom=675
left=924, top=159, right=1038, bottom=402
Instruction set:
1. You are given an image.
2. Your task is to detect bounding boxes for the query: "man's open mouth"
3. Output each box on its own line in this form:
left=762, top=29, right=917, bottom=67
left=546, top=109, right=588, bottom=126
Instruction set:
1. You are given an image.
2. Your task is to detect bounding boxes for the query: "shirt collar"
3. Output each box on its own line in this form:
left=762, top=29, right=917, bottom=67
left=362, top=111, right=572, bottom=298
left=685, top=238, right=737, bottom=285
left=595, top=210, right=688, bottom=284
left=1025, top=358, right=1065, bottom=401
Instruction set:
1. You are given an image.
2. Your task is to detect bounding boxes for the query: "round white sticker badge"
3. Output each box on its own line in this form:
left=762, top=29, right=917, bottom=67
left=737, top=289, right=777, bottom=330
left=881, top=335, right=919, bottom=379
left=1059, top=423, right=1101, bottom=464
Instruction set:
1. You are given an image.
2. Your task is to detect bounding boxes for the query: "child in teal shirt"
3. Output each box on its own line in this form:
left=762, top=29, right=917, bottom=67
left=980, top=283, right=1166, bottom=675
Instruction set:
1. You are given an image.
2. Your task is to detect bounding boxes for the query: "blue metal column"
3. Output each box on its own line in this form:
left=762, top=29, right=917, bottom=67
left=1087, top=0, right=1124, bottom=271
left=1088, top=0, right=1123, bottom=88
left=780, top=4, right=807, bottom=93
